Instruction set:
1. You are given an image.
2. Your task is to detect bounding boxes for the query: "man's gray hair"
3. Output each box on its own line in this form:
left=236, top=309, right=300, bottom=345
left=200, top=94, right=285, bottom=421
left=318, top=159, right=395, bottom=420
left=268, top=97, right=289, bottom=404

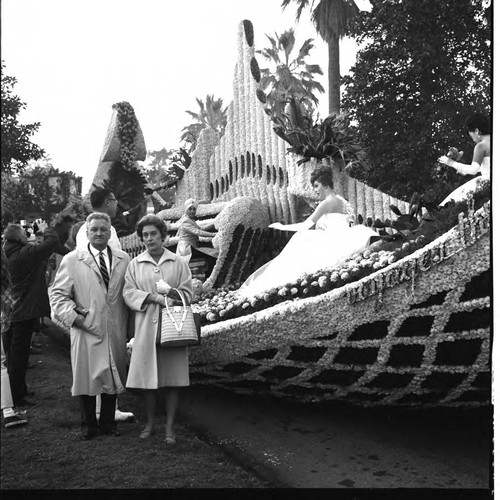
left=86, top=212, right=111, bottom=229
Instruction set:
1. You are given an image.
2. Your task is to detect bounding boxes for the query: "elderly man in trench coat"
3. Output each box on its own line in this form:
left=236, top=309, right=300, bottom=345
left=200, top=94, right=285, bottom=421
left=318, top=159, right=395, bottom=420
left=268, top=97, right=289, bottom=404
left=50, top=212, right=130, bottom=439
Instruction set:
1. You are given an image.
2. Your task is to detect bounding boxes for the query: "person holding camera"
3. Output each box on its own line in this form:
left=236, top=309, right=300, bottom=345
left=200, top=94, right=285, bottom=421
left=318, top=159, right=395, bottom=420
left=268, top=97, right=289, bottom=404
left=2, top=221, right=60, bottom=408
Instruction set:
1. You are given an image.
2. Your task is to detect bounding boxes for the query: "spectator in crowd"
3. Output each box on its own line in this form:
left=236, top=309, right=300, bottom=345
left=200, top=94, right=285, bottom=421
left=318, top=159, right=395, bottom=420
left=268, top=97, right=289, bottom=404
left=65, top=188, right=121, bottom=251
left=50, top=215, right=75, bottom=256
left=50, top=212, right=130, bottom=440
left=123, top=215, right=193, bottom=444
left=33, top=230, right=50, bottom=333
left=1, top=337, right=28, bottom=428
left=64, top=188, right=135, bottom=423
left=34, top=231, right=44, bottom=245
left=1, top=249, right=29, bottom=428
left=2, top=222, right=60, bottom=408
left=32, top=216, right=73, bottom=326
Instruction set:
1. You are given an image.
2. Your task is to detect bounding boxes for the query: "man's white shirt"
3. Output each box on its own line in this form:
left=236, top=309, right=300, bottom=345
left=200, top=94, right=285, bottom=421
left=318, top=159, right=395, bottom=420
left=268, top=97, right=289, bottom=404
left=88, top=244, right=111, bottom=274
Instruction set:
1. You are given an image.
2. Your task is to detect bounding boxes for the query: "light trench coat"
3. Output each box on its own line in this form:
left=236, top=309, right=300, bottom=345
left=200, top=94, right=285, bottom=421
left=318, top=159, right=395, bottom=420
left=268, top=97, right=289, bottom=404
left=123, top=249, right=193, bottom=389
left=49, top=246, right=130, bottom=396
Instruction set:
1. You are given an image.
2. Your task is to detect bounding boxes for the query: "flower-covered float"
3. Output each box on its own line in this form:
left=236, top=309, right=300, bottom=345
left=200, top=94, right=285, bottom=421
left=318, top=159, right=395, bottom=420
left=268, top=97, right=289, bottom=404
left=113, top=20, right=490, bottom=407
left=183, top=189, right=490, bottom=408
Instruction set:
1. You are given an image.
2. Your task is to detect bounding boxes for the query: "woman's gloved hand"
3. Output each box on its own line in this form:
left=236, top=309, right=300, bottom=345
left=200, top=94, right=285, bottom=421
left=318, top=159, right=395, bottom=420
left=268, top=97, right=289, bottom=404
left=437, top=156, right=454, bottom=167
left=156, top=279, right=171, bottom=295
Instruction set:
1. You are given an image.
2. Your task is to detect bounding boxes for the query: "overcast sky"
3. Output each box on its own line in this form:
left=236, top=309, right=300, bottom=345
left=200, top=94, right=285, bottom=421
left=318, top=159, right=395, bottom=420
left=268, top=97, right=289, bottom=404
left=2, top=0, right=372, bottom=193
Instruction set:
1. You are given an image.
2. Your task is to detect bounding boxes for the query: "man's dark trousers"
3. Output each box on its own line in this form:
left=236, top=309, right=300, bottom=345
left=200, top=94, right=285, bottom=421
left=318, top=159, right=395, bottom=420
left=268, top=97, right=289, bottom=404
left=80, top=393, right=117, bottom=434
left=2, top=318, right=36, bottom=405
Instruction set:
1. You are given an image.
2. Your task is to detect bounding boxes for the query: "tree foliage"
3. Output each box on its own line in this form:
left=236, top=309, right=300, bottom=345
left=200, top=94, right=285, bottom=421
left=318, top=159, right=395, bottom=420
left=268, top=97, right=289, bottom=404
left=1, top=61, right=45, bottom=174
left=145, top=147, right=191, bottom=187
left=1, top=159, right=81, bottom=227
left=282, top=0, right=360, bottom=113
left=180, top=95, right=227, bottom=153
left=144, top=148, right=176, bottom=186
left=342, top=0, right=491, bottom=202
left=257, top=28, right=324, bottom=117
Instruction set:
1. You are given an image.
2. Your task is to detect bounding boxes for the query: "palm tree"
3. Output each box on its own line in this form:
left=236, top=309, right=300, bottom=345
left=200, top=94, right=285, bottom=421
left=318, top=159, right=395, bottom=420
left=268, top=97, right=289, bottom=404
left=257, top=28, right=324, bottom=117
left=282, top=0, right=360, bottom=114
left=180, top=94, right=227, bottom=153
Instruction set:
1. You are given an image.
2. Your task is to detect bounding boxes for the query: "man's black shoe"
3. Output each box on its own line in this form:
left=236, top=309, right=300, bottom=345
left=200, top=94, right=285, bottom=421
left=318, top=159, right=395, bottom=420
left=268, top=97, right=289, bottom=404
left=100, top=425, right=120, bottom=437
left=80, top=427, right=99, bottom=440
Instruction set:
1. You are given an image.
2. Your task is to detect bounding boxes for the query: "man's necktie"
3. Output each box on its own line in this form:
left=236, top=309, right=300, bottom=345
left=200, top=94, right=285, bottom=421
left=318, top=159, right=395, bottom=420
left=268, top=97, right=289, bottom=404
left=99, top=251, right=109, bottom=289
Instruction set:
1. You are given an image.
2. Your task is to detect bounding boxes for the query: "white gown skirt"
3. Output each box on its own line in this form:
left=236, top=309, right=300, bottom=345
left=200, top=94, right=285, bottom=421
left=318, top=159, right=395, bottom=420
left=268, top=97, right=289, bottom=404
left=238, top=216, right=377, bottom=298
left=439, top=176, right=485, bottom=207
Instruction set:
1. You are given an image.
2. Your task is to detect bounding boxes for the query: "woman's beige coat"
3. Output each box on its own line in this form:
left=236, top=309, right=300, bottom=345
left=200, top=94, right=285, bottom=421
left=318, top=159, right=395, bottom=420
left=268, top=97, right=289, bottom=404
left=123, top=249, right=193, bottom=389
left=49, top=247, right=130, bottom=396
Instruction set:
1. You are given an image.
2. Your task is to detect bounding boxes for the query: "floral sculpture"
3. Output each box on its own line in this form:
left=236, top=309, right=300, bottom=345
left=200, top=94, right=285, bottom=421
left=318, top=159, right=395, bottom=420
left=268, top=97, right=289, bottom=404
left=114, top=21, right=491, bottom=407
left=100, top=101, right=146, bottom=167
left=207, top=196, right=270, bottom=288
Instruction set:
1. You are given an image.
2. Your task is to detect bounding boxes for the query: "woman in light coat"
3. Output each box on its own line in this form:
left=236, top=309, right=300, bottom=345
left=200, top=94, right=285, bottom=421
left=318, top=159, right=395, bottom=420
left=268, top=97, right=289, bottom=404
left=123, top=215, right=193, bottom=444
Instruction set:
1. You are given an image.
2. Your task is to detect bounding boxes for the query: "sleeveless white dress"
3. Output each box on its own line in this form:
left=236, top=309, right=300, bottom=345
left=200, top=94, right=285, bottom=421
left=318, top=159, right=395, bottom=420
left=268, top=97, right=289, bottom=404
left=439, top=157, right=490, bottom=206
left=238, top=212, right=378, bottom=298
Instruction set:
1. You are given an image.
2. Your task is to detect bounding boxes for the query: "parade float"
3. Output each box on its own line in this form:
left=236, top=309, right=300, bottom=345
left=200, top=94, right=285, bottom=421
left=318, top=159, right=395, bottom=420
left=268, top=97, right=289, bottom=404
left=107, top=20, right=490, bottom=408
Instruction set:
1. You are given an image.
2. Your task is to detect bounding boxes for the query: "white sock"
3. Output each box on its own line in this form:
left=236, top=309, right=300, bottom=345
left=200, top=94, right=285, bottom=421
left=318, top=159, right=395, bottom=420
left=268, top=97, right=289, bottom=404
left=3, top=407, right=15, bottom=418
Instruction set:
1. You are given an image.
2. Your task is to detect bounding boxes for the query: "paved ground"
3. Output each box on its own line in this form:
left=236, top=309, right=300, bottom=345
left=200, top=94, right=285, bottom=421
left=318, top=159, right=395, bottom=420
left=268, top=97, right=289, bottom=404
left=180, top=385, right=492, bottom=490
left=44, top=320, right=492, bottom=492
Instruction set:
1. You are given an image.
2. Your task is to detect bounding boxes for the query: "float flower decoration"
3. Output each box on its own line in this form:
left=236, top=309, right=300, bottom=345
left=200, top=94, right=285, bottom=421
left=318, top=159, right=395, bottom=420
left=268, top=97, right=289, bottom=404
left=113, top=101, right=140, bottom=170
left=193, top=180, right=490, bottom=325
left=193, top=216, right=490, bottom=407
left=202, top=196, right=270, bottom=289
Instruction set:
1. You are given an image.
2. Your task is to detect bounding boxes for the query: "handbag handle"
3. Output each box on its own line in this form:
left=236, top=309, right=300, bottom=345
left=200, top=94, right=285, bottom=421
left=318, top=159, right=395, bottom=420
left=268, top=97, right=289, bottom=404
left=163, top=288, right=189, bottom=333
left=167, top=288, right=188, bottom=308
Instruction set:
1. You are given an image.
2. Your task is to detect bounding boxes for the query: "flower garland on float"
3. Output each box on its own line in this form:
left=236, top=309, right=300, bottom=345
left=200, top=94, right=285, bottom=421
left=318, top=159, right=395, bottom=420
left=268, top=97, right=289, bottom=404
left=114, top=102, right=139, bottom=169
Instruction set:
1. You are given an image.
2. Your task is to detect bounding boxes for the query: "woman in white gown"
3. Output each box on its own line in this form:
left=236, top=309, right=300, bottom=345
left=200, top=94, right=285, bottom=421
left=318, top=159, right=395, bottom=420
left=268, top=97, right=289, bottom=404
left=238, top=164, right=378, bottom=298
left=438, top=112, right=490, bottom=206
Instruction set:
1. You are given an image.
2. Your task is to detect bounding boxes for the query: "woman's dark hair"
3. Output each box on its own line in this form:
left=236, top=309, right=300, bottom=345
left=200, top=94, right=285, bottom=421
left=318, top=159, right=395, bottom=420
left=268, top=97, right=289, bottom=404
left=465, top=113, right=490, bottom=135
left=136, top=215, right=168, bottom=240
left=310, top=164, right=334, bottom=189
